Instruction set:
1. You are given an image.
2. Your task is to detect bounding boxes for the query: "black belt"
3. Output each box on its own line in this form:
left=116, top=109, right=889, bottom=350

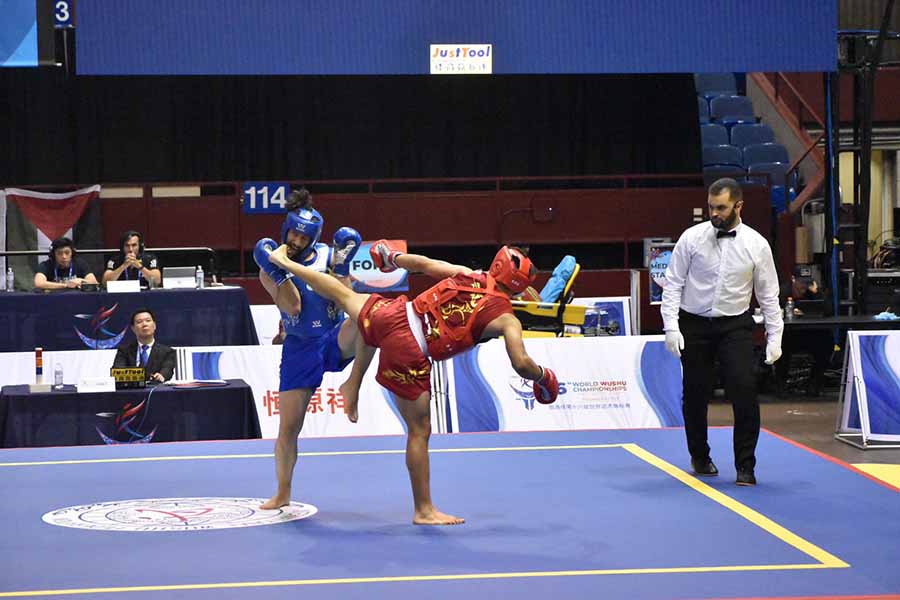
left=679, top=309, right=749, bottom=321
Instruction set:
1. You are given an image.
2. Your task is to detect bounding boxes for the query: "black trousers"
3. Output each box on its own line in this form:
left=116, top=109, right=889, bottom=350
left=679, top=309, right=759, bottom=471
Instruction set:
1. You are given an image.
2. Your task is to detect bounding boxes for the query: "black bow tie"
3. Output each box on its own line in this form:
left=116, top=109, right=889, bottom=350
left=716, top=230, right=737, bottom=239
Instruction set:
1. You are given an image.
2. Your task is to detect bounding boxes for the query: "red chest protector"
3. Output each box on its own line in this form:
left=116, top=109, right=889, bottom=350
left=412, top=272, right=511, bottom=361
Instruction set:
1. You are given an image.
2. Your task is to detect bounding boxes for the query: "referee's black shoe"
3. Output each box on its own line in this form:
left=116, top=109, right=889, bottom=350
left=736, top=469, right=757, bottom=486
left=691, top=457, right=719, bottom=476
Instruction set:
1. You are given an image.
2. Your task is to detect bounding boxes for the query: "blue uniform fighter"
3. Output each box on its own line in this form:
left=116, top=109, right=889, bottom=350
left=253, top=188, right=373, bottom=510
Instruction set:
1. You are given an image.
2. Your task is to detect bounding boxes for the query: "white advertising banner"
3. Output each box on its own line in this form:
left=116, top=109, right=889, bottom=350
left=838, top=331, right=900, bottom=444
left=186, top=345, right=405, bottom=439
left=446, top=336, right=683, bottom=433
left=0, top=349, right=117, bottom=388
left=250, top=305, right=282, bottom=345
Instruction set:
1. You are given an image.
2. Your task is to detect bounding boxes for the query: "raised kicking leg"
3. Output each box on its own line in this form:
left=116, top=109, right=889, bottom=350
left=269, top=245, right=369, bottom=321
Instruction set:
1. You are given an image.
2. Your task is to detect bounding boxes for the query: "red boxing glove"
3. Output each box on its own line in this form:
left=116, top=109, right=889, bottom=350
left=533, top=367, right=559, bottom=405
left=370, top=239, right=404, bottom=273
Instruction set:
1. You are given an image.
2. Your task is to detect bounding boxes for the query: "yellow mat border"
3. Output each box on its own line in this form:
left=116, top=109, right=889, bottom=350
left=0, top=442, right=848, bottom=598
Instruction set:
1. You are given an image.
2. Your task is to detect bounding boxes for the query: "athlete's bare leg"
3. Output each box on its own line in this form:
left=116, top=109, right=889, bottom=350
left=336, top=319, right=376, bottom=423
left=269, top=246, right=370, bottom=321
left=260, top=387, right=312, bottom=509
left=394, top=391, right=464, bottom=525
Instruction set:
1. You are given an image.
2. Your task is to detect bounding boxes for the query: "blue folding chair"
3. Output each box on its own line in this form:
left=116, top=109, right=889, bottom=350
left=702, top=144, right=742, bottom=167
left=730, top=123, right=775, bottom=149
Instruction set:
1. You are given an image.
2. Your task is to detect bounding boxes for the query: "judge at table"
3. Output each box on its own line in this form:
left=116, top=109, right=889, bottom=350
left=112, top=308, right=176, bottom=382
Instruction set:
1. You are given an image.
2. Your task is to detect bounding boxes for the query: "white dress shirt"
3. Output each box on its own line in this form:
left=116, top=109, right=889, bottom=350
left=661, top=220, right=784, bottom=346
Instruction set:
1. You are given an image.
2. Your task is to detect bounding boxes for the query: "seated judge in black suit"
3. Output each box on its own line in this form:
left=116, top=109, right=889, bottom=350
left=112, top=308, right=176, bottom=382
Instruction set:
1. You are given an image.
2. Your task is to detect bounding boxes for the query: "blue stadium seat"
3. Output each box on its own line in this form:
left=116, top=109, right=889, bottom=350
left=742, top=142, right=789, bottom=166
left=702, top=144, right=742, bottom=167
left=730, top=123, right=775, bottom=149
left=709, top=95, right=755, bottom=126
left=769, top=186, right=797, bottom=214
left=703, top=164, right=746, bottom=185
left=698, top=96, right=710, bottom=124
left=694, top=73, right=738, bottom=100
left=747, top=162, right=798, bottom=189
left=700, top=123, right=729, bottom=146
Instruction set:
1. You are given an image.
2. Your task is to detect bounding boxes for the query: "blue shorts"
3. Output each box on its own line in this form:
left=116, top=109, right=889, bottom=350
left=279, top=324, right=353, bottom=392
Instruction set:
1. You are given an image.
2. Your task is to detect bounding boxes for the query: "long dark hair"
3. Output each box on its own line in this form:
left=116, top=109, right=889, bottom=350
left=285, top=187, right=313, bottom=212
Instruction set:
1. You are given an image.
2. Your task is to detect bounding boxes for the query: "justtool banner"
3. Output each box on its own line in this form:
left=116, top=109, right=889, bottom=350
left=77, top=0, right=836, bottom=75
left=447, top=336, right=683, bottom=433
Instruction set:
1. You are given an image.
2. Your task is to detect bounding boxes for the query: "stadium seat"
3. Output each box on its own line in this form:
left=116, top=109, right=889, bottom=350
left=694, top=73, right=738, bottom=100
left=703, top=164, right=746, bottom=185
left=698, top=96, right=710, bottom=123
left=709, top=95, right=755, bottom=127
left=747, top=162, right=798, bottom=189
left=742, top=142, right=789, bottom=166
left=702, top=144, right=742, bottom=167
left=730, top=123, right=775, bottom=149
left=700, top=123, right=729, bottom=146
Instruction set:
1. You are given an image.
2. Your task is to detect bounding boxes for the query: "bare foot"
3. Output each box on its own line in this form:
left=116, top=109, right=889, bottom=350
left=413, top=509, right=465, bottom=525
left=259, top=494, right=291, bottom=510
left=339, top=380, right=359, bottom=423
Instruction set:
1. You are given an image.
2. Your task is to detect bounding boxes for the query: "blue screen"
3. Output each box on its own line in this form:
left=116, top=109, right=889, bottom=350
left=0, top=0, right=38, bottom=67
left=77, top=0, right=836, bottom=75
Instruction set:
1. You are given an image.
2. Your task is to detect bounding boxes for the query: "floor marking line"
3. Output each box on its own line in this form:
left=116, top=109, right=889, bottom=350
left=0, top=443, right=623, bottom=467
left=621, top=443, right=849, bottom=568
left=0, top=563, right=838, bottom=597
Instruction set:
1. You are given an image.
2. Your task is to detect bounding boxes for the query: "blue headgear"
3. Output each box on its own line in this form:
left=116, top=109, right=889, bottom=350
left=281, top=208, right=324, bottom=261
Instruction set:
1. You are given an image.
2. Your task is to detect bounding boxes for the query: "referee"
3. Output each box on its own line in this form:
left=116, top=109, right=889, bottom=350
left=661, top=178, right=783, bottom=486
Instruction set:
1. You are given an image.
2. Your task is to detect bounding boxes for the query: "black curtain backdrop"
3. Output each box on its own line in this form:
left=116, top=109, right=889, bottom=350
left=1, top=70, right=700, bottom=185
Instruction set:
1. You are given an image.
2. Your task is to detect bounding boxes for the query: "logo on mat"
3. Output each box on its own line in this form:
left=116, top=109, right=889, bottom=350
left=73, top=303, right=129, bottom=349
left=42, top=498, right=317, bottom=531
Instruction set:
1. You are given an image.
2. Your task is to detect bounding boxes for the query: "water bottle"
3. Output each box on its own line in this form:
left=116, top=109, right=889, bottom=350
left=195, top=265, right=204, bottom=289
left=5, top=267, right=13, bottom=292
left=784, top=297, right=795, bottom=320
left=54, top=362, right=64, bottom=389
left=582, top=307, right=599, bottom=336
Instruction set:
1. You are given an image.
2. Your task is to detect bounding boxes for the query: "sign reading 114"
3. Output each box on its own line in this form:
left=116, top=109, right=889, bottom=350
left=243, top=183, right=289, bottom=214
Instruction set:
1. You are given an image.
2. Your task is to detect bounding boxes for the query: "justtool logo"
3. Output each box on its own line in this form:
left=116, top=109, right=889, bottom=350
left=430, top=44, right=492, bottom=75
left=42, top=498, right=317, bottom=532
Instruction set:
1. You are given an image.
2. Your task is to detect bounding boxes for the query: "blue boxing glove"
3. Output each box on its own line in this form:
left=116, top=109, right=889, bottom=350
left=331, top=226, right=362, bottom=277
left=254, top=238, right=292, bottom=286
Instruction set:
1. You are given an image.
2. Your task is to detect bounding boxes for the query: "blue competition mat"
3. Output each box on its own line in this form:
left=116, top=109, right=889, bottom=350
left=1, top=428, right=898, bottom=599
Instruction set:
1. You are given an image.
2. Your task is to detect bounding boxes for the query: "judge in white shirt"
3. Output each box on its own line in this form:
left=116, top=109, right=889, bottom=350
left=661, top=178, right=783, bottom=487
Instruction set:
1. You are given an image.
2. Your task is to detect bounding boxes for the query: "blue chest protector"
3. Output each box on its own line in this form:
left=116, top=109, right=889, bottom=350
left=281, top=243, right=344, bottom=339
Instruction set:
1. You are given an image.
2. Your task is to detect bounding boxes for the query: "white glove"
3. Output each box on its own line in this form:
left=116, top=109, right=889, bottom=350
left=765, top=343, right=782, bottom=365
left=664, top=330, right=684, bottom=358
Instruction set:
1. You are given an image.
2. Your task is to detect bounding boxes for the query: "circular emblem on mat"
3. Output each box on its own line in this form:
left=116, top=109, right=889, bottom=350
left=42, top=498, right=317, bottom=532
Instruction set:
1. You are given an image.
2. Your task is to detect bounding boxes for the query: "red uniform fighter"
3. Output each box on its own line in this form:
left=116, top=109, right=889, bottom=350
left=268, top=241, right=559, bottom=525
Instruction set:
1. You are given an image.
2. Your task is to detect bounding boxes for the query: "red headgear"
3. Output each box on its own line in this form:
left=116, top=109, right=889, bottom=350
left=489, top=246, right=536, bottom=294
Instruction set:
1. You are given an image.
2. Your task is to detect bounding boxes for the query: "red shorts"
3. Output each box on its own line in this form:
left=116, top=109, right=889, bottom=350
left=358, top=294, right=431, bottom=401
